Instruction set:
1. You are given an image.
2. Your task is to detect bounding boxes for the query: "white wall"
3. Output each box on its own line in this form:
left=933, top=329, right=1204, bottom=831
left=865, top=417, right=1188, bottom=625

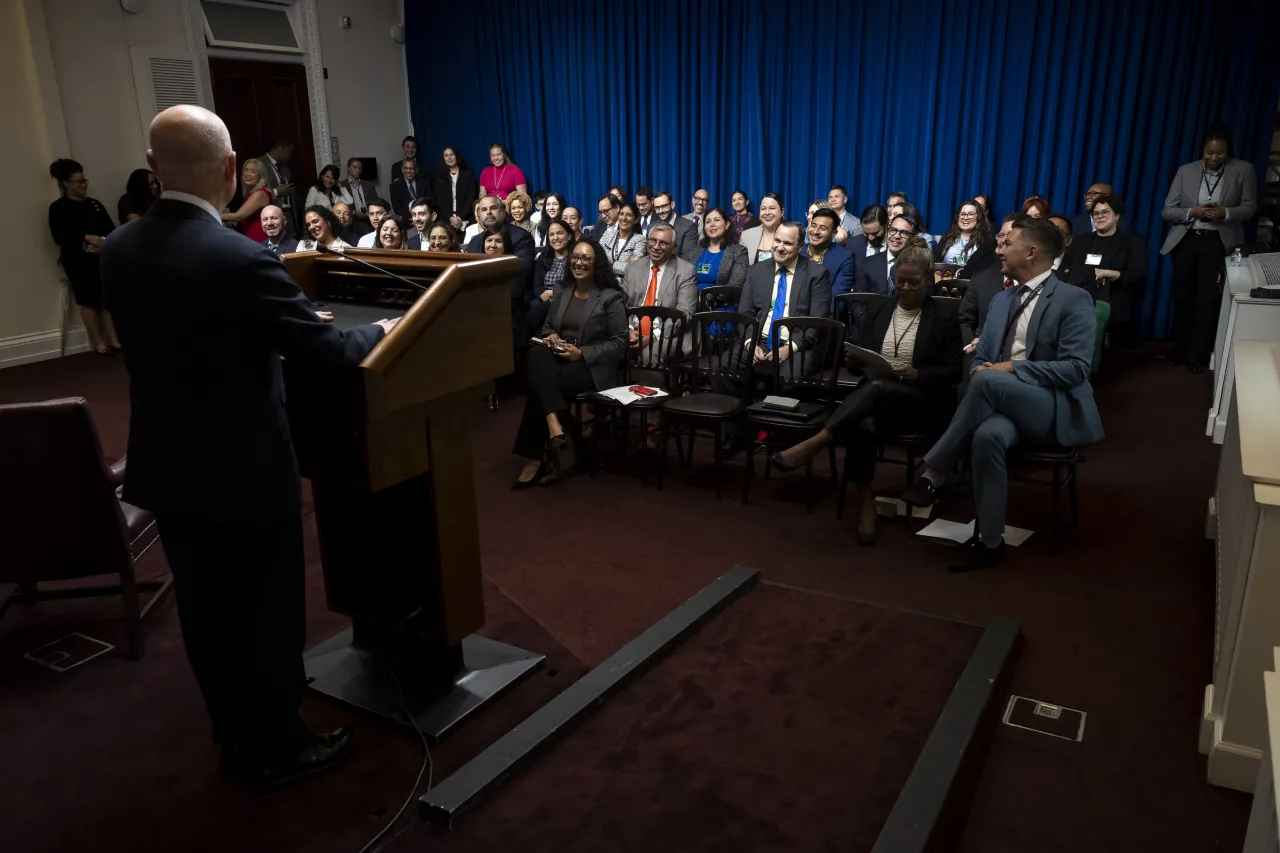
left=314, top=0, right=410, bottom=197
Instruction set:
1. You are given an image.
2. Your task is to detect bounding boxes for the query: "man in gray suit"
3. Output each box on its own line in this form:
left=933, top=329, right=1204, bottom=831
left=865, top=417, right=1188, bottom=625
left=623, top=223, right=697, bottom=354
left=1159, top=125, right=1257, bottom=370
left=652, top=190, right=699, bottom=262
left=684, top=189, right=710, bottom=241
left=260, top=139, right=299, bottom=235
left=903, top=217, right=1104, bottom=572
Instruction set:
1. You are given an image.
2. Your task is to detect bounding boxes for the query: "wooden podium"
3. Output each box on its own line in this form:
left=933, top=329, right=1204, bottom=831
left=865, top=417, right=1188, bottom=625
left=278, top=248, right=542, bottom=739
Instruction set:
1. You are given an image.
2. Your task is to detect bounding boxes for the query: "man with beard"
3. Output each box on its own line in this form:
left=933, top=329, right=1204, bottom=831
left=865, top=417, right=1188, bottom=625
left=846, top=205, right=888, bottom=281
left=257, top=205, right=298, bottom=256
left=464, top=194, right=534, bottom=272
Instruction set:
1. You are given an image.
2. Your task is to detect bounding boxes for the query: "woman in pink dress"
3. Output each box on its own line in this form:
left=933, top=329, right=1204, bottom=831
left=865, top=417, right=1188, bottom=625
left=221, top=158, right=272, bottom=242
left=478, top=142, right=528, bottom=200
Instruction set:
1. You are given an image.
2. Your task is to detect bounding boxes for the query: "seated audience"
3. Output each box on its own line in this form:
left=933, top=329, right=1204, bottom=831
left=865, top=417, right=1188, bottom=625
left=47, top=157, right=120, bottom=355
left=601, top=201, right=646, bottom=279
left=934, top=199, right=996, bottom=280
left=529, top=219, right=576, bottom=333
left=297, top=205, right=351, bottom=252
left=377, top=215, right=411, bottom=250
left=531, top=190, right=549, bottom=226
left=893, top=201, right=936, bottom=249
left=512, top=239, right=626, bottom=487
left=355, top=198, right=392, bottom=248
left=958, top=214, right=1022, bottom=353
left=506, top=190, right=535, bottom=236
left=433, top=146, right=479, bottom=234
left=562, top=205, right=585, bottom=240
left=1057, top=194, right=1145, bottom=372
left=482, top=225, right=528, bottom=325
left=465, top=195, right=535, bottom=272
left=622, top=223, right=697, bottom=343
left=902, top=217, right=1104, bottom=572
left=886, top=190, right=909, bottom=208
left=117, top=168, right=160, bottom=223
left=390, top=159, right=426, bottom=219
left=847, top=205, right=889, bottom=280
left=1071, top=182, right=1128, bottom=234
left=479, top=142, right=528, bottom=200
left=806, top=199, right=832, bottom=232
left=635, top=186, right=656, bottom=234
left=856, top=209, right=919, bottom=294
left=741, top=192, right=785, bottom=264
left=772, top=236, right=961, bottom=544
left=729, top=189, right=760, bottom=234
left=686, top=189, right=711, bottom=239
left=651, top=190, right=699, bottom=261
left=258, top=205, right=299, bottom=256
left=390, top=135, right=418, bottom=183
left=802, top=207, right=855, bottom=310
left=331, top=201, right=357, bottom=243
left=221, top=158, right=272, bottom=242
left=407, top=198, right=439, bottom=248
left=826, top=185, right=860, bottom=240
left=304, top=165, right=352, bottom=211
left=608, top=185, right=630, bottom=205
left=587, top=193, right=619, bottom=239
left=694, top=207, right=749, bottom=290
left=426, top=221, right=460, bottom=252
left=535, top=192, right=566, bottom=248
left=1022, top=195, right=1052, bottom=219
left=340, top=157, right=375, bottom=230
left=462, top=199, right=485, bottom=244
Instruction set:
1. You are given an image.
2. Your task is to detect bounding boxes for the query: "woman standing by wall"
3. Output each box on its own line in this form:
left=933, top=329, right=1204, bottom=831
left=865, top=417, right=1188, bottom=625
left=47, top=158, right=121, bottom=355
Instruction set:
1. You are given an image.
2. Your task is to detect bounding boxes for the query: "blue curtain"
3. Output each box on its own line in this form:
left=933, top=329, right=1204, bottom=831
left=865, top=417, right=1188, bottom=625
left=406, top=0, right=1280, bottom=337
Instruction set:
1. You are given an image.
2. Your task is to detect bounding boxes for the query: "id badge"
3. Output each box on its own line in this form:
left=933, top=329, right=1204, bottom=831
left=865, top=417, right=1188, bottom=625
left=1085, top=253, right=1103, bottom=266
left=697, top=263, right=711, bottom=276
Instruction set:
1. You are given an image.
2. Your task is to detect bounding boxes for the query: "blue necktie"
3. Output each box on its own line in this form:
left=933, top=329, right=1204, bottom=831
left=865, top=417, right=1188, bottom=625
left=769, top=267, right=788, bottom=349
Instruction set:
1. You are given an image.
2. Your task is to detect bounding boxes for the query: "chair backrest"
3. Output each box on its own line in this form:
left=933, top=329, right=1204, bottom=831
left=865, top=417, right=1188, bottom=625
left=767, top=316, right=846, bottom=402
left=834, top=292, right=890, bottom=342
left=937, top=278, right=969, bottom=299
left=0, top=398, right=130, bottom=583
left=625, top=305, right=687, bottom=389
left=697, top=285, right=742, bottom=313
left=689, top=310, right=758, bottom=396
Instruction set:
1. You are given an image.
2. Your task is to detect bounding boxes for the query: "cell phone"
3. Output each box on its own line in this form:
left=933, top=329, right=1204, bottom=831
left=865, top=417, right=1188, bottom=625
left=630, top=385, right=658, bottom=397
left=532, top=337, right=568, bottom=353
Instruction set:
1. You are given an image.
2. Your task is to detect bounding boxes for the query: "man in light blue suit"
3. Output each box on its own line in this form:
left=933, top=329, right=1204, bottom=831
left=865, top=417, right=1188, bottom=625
left=902, top=217, right=1103, bottom=572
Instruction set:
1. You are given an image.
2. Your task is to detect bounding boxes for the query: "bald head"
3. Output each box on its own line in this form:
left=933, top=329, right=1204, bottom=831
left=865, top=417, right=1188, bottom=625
left=260, top=205, right=285, bottom=238
left=146, top=105, right=237, bottom=208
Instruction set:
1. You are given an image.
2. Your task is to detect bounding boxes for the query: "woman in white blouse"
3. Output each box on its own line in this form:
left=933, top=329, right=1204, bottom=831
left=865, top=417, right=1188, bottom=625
left=740, top=193, right=785, bottom=264
left=303, top=165, right=352, bottom=211
left=297, top=205, right=352, bottom=252
left=600, top=202, right=646, bottom=279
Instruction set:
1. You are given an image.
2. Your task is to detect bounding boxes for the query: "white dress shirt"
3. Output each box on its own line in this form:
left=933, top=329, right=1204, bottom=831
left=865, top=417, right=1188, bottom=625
left=297, top=237, right=352, bottom=252
left=1010, top=268, right=1052, bottom=361
left=357, top=231, right=379, bottom=248
left=162, top=190, right=222, bottom=224
left=765, top=259, right=799, bottom=345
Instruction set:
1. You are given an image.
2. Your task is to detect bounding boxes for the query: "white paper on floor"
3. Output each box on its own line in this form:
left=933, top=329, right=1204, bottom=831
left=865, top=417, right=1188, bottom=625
left=874, top=496, right=933, bottom=520
left=915, top=518, right=1034, bottom=547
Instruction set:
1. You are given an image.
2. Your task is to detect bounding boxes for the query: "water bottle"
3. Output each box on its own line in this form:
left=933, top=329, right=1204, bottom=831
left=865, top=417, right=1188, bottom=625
left=1230, top=248, right=1243, bottom=268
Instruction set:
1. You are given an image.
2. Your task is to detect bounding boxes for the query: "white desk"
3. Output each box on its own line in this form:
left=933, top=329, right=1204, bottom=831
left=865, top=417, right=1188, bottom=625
left=1203, top=342, right=1280, bottom=791
left=1241, top=652, right=1280, bottom=852
left=1208, top=255, right=1280, bottom=445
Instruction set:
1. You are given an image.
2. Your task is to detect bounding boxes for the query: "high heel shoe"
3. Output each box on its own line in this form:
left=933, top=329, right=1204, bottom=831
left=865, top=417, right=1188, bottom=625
left=769, top=450, right=806, bottom=473
left=511, top=462, right=545, bottom=490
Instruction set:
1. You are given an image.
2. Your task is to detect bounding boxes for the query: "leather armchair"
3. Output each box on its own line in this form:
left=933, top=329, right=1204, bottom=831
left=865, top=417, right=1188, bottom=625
left=0, top=398, right=171, bottom=659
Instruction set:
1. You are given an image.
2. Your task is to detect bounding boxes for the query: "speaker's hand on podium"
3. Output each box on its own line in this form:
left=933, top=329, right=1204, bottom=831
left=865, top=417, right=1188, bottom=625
left=375, top=318, right=400, bottom=334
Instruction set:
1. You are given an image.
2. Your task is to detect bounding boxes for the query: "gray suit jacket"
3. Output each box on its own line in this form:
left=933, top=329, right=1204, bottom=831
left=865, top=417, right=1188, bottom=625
left=740, top=224, right=766, bottom=264
left=541, top=285, right=628, bottom=391
left=739, top=257, right=833, bottom=348
left=711, top=244, right=750, bottom=289
left=1160, top=158, right=1256, bottom=255
left=972, top=274, right=1104, bottom=446
left=622, top=256, right=698, bottom=318
left=658, top=215, right=700, bottom=263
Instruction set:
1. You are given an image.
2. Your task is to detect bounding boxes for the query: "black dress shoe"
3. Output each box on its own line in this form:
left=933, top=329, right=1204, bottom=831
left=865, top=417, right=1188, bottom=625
left=511, top=463, right=545, bottom=490
left=769, top=451, right=804, bottom=473
left=856, top=524, right=877, bottom=547
left=902, top=476, right=939, bottom=507
left=948, top=537, right=1006, bottom=573
left=253, top=727, right=353, bottom=791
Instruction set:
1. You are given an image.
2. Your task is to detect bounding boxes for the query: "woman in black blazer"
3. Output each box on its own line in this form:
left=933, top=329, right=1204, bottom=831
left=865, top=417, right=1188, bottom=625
left=432, top=146, right=479, bottom=234
left=513, top=238, right=627, bottom=488
left=772, top=238, right=961, bottom=544
left=933, top=199, right=996, bottom=280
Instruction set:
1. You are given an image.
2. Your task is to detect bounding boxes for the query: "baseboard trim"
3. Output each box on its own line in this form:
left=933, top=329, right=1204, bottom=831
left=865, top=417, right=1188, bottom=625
left=0, top=328, right=90, bottom=369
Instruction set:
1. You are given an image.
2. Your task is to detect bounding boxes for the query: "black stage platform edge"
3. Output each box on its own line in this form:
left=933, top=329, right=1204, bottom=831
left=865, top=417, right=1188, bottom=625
left=418, top=564, right=761, bottom=827
left=872, top=616, right=1021, bottom=853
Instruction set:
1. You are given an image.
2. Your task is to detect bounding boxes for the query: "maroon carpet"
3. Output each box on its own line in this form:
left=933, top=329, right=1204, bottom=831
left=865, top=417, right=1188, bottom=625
left=0, top=348, right=1253, bottom=851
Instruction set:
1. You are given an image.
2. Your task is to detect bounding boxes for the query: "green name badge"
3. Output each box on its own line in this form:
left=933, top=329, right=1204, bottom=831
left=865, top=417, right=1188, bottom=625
left=697, top=263, right=711, bottom=276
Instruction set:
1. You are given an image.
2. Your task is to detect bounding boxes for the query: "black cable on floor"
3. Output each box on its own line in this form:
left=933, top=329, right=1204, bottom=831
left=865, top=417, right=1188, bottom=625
left=357, top=670, right=433, bottom=853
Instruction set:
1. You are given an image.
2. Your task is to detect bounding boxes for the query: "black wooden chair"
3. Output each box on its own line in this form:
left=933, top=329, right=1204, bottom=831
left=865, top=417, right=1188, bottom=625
left=587, top=306, right=687, bottom=486
left=697, top=285, right=742, bottom=313
left=657, top=311, right=758, bottom=498
left=936, top=278, right=970, bottom=299
left=1010, top=445, right=1082, bottom=554
left=741, top=316, right=846, bottom=510
left=827, top=292, right=890, bottom=398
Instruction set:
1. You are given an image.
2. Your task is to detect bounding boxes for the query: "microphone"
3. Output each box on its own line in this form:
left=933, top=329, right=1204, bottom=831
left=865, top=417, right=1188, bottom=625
left=314, top=242, right=428, bottom=291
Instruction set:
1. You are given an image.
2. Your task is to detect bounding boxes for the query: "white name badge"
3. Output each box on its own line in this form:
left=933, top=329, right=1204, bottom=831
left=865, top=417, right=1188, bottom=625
left=1085, top=253, right=1103, bottom=266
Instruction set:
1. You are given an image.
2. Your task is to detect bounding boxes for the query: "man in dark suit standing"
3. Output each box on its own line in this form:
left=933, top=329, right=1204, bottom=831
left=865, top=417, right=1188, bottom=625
left=464, top=194, right=535, bottom=273
left=390, top=159, right=428, bottom=220
left=652, top=190, right=699, bottom=262
left=390, top=135, right=418, bottom=184
left=258, top=204, right=299, bottom=256
left=1070, top=182, right=1128, bottom=236
left=260, top=138, right=299, bottom=235
left=716, top=220, right=832, bottom=450
left=101, top=105, right=396, bottom=789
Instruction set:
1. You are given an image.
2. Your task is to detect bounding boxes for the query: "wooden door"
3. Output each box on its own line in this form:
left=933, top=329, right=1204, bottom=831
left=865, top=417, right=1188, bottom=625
left=209, top=58, right=317, bottom=193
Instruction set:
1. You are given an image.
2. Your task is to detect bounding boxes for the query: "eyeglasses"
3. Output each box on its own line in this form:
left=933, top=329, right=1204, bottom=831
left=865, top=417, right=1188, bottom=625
left=647, top=238, right=672, bottom=247
left=896, top=277, right=925, bottom=288
left=1090, top=208, right=1114, bottom=219
left=887, top=227, right=914, bottom=238
left=570, top=255, right=593, bottom=265
left=958, top=212, right=977, bottom=218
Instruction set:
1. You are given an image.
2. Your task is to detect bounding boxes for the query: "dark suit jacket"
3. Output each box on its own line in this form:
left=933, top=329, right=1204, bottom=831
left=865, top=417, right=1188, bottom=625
left=390, top=158, right=418, bottom=185
left=431, top=167, right=479, bottom=222
left=465, top=223, right=535, bottom=273
left=540, top=285, right=628, bottom=390
left=1160, top=157, right=1257, bottom=254
left=100, top=198, right=384, bottom=522
left=858, top=295, right=962, bottom=394
left=390, top=179, right=429, bottom=220
left=408, top=233, right=423, bottom=251
left=659, top=215, right=699, bottom=263
left=855, top=251, right=893, bottom=295
left=958, top=262, right=1006, bottom=343
left=739, top=257, right=833, bottom=349
left=803, top=242, right=855, bottom=314
left=1071, top=211, right=1129, bottom=239
left=259, top=235, right=300, bottom=256
left=845, top=235, right=884, bottom=282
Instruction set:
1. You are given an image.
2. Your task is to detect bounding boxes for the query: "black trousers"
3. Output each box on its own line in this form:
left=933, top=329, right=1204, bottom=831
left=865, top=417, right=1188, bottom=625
left=826, top=379, right=940, bottom=484
left=156, top=513, right=308, bottom=765
left=513, top=345, right=595, bottom=459
left=1170, top=230, right=1225, bottom=360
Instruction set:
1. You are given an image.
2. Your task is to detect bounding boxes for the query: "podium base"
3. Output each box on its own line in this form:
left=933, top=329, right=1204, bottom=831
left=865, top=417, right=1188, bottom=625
left=304, top=630, right=545, bottom=741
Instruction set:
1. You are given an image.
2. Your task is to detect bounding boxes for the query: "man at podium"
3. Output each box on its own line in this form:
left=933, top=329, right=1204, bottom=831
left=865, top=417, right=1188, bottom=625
left=101, top=105, right=397, bottom=790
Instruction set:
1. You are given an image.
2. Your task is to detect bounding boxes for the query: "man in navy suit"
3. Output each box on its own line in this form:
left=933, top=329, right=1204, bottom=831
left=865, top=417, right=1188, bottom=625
left=101, top=105, right=396, bottom=788
left=801, top=208, right=854, bottom=313
left=856, top=210, right=918, bottom=294
left=845, top=204, right=888, bottom=282
left=257, top=204, right=299, bottom=255
left=902, top=217, right=1104, bottom=572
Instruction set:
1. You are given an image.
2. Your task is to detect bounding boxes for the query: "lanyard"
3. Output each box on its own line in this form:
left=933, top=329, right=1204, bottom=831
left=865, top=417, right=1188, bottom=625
left=1202, top=169, right=1223, bottom=200
left=888, top=308, right=921, bottom=358
left=1001, top=280, right=1047, bottom=348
